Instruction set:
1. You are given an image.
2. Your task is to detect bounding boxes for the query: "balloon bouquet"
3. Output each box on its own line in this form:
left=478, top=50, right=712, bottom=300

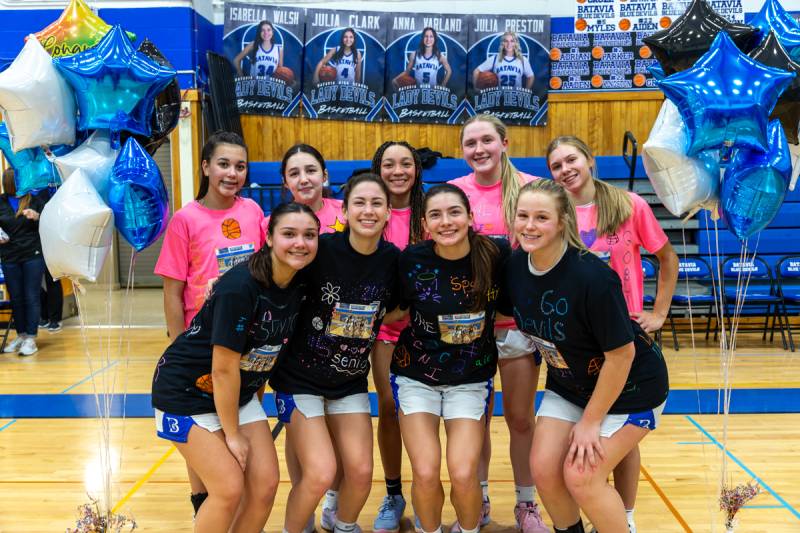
left=0, top=1, right=179, bottom=531
left=640, top=1, right=799, bottom=529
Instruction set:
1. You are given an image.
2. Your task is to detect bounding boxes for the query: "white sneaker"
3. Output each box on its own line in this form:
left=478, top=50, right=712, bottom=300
left=19, top=337, right=37, bottom=356
left=3, top=336, right=24, bottom=353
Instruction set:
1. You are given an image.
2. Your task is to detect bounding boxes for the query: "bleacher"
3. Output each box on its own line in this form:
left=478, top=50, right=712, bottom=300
left=241, top=150, right=800, bottom=345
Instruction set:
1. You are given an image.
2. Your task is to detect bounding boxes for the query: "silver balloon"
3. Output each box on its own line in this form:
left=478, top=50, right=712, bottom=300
left=642, top=99, right=719, bottom=217
left=0, top=35, right=76, bottom=151
left=53, top=131, right=118, bottom=199
left=40, top=169, right=114, bottom=282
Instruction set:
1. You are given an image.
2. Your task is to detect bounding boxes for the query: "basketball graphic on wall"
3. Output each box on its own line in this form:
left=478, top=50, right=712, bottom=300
left=221, top=218, right=242, bottom=239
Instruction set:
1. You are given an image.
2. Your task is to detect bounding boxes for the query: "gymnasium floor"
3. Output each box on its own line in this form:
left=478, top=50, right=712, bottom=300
left=1, top=286, right=798, bottom=532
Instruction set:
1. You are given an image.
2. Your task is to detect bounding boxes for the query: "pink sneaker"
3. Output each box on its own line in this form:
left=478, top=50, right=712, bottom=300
left=514, top=502, right=549, bottom=533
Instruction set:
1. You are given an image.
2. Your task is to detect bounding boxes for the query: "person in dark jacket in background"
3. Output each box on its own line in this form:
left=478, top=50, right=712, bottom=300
left=0, top=168, right=47, bottom=356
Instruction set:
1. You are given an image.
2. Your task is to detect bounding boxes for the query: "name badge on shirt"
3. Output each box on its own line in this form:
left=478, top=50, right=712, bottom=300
left=438, top=312, right=485, bottom=344
left=240, top=344, right=281, bottom=372
left=216, top=243, right=256, bottom=275
left=528, top=336, right=569, bottom=369
left=327, top=302, right=379, bottom=339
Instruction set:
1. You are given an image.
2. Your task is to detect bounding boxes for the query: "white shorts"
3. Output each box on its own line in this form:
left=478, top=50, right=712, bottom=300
left=154, top=394, right=267, bottom=442
left=275, top=391, right=371, bottom=423
left=537, top=390, right=665, bottom=438
left=496, top=328, right=541, bottom=363
left=390, top=374, right=493, bottom=421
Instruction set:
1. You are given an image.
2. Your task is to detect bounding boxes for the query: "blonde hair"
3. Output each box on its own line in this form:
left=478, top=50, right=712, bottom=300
left=460, top=113, right=524, bottom=236
left=498, top=31, right=524, bottom=62
left=545, top=135, right=632, bottom=237
left=516, top=180, right=587, bottom=252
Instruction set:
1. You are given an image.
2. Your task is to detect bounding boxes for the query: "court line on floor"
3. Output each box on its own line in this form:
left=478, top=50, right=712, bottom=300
left=640, top=465, right=693, bottom=532
left=112, top=446, right=176, bottom=513
left=0, top=419, right=16, bottom=431
left=60, top=360, right=119, bottom=393
left=685, top=415, right=800, bottom=521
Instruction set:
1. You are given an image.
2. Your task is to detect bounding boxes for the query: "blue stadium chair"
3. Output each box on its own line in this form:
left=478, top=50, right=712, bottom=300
left=776, top=255, right=800, bottom=352
left=641, top=256, right=661, bottom=345
left=721, top=255, right=791, bottom=350
left=668, top=256, right=718, bottom=351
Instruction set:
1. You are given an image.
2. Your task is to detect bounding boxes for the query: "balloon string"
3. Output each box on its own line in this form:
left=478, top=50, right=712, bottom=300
left=115, top=249, right=137, bottom=494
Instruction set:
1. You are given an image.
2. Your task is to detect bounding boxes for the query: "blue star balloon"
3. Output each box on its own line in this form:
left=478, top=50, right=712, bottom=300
left=721, top=120, right=792, bottom=240
left=751, top=0, right=800, bottom=62
left=658, top=31, right=796, bottom=157
left=53, top=25, right=176, bottom=141
left=0, top=122, right=58, bottom=195
left=108, top=137, right=169, bottom=251
left=647, top=64, right=666, bottom=81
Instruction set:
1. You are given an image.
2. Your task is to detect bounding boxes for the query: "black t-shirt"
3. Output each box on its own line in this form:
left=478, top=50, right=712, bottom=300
left=391, top=239, right=509, bottom=386
left=152, top=262, right=306, bottom=415
left=499, top=246, right=668, bottom=413
left=0, top=191, right=48, bottom=264
left=269, top=230, right=401, bottom=398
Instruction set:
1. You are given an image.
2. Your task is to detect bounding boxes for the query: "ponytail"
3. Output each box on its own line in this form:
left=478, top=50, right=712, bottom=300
left=593, top=179, right=632, bottom=237
left=467, top=228, right=500, bottom=312
left=499, top=152, right=524, bottom=238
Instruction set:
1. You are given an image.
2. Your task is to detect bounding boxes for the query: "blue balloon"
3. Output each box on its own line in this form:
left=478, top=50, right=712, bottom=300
left=750, top=0, right=800, bottom=62
left=721, top=120, right=792, bottom=240
left=0, top=122, right=58, bottom=195
left=648, top=64, right=666, bottom=81
left=54, top=25, right=176, bottom=141
left=658, top=31, right=796, bottom=157
left=108, top=138, right=169, bottom=251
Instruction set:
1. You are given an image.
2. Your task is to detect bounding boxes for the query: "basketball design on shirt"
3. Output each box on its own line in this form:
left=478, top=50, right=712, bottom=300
left=195, top=373, right=214, bottom=393
left=221, top=218, right=242, bottom=239
left=587, top=357, right=604, bottom=376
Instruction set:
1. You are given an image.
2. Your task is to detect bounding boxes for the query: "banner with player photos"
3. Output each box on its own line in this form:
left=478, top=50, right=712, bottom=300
left=383, top=14, right=470, bottom=124
left=223, top=2, right=305, bottom=116
left=467, top=15, right=551, bottom=126
left=301, top=9, right=387, bottom=122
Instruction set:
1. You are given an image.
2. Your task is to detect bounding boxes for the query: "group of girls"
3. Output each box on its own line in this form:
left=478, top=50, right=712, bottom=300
left=151, top=113, right=675, bottom=533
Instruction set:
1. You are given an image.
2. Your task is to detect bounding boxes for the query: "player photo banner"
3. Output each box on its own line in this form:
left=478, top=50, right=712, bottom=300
left=223, top=2, right=305, bottom=117
left=467, top=15, right=551, bottom=126
left=384, top=14, right=470, bottom=124
left=302, top=9, right=387, bottom=122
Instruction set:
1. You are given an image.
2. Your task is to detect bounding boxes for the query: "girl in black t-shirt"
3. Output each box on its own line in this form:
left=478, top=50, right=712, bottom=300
left=151, top=202, right=319, bottom=532
left=392, top=183, right=505, bottom=533
left=270, top=173, right=401, bottom=533
left=503, top=180, right=668, bottom=533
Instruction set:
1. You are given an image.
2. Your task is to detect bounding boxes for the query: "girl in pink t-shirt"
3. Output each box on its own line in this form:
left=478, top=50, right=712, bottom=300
left=450, top=114, right=548, bottom=533
left=153, top=131, right=265, bottom=515
left=263, top=144, right=345, bottom=237
left=368, top=141, right=427, bottom=531
left=546, top=135, right=678, bottom=533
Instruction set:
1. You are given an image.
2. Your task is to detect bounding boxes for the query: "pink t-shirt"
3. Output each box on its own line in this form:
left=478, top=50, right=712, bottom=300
left=155, top=197, right=265, bottom=328
left=448, top=171, right=539, bottom=238
left=262, top=197, right=345, bottom=236
left=378, top=206, right=412, bottom=342
left=450, top=171, right=539, bottom=329
left=576, top=191, right=669, bottom=314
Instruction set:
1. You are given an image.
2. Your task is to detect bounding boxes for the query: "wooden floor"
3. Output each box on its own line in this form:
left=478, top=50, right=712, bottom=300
left=1, top=287, right=799, bottom=532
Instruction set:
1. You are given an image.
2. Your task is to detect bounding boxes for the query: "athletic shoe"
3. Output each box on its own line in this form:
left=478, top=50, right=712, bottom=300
left=333, top=524, right=362, bottom=533
left=38, top=319, right=49, bottom=329
left=413, top=514, right=422, bottom=533
left=3, top=336, right=24, bottom=353
left=302, top=513, right=316, bottom=533
left=514, top=502, right=549, bottom=533
left=47, top=321, right=62, bottom=333
left=373, top=494, right=406, bottom=533
left=19, top=337, right=37, bottom=356
left=321, top=506, right=337, bottom=531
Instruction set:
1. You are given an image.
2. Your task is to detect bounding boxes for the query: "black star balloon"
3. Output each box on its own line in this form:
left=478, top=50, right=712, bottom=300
left=643, top=0, right=758, bottom=75
left=750, top=31, right=800, bottom=143
left=120, top=39, right=181, bottom=155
